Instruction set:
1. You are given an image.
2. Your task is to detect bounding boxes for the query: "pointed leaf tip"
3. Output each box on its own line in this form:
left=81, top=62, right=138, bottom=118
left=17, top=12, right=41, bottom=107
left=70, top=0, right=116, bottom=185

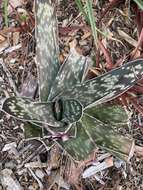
left=2, top=97, right=83, bottom=126
left=49, top=47, right=90, bottom=100
left=60, top=59, right=143, bottom=107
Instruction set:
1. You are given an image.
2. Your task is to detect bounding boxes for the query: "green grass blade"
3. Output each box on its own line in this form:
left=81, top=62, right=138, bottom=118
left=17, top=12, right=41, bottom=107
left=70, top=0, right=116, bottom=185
left=133, top=0, right=143, bottom=10
left=75, top=0, right=98, bottom=47
left=86, top=0, right=98, bottom=47
left=75, top=0, right=89, bottom=22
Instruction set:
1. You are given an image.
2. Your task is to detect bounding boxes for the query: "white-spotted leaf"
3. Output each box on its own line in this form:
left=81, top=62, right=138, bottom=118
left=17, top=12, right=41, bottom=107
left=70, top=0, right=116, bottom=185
left=2, top=97, right=83, bottom=127
left=85, top=103, right=128, bottom=126
left=59, top=59, right=143, bottom=108
left=49, top=47, right=90, bottom=100
left=36, top=0, right=60, bottom=101
left=59, top=114, right=133, bottom=161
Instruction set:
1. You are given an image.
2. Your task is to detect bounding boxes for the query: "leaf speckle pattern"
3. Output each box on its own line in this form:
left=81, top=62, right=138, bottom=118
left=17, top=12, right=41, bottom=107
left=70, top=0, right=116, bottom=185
left=49, top=47, right=89, bottom=100
left=2, top=97, right=83, bottom=126
left=36, top=0, right=60, bottom=101
left=59, top=59, right=143, bottom=108
left=62, top=99, right=83, bottom=123
left=2, top=0, right=143, bottom=162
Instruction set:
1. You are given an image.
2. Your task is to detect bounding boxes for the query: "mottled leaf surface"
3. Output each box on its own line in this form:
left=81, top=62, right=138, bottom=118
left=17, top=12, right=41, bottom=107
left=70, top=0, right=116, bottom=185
left=85, top=103, right=128, bottom=126
left=81, top=114, right=133, bottom=160
left=58, top=122, right=95, bottom=160
left=2, top=97, right=82, bottom=126
left=60, top=59, right=143, bottom=108
left=20, top=74, right=38, bottom=98
left=49, top=47, right=90, bottom=100
left=36, top=0, right=60, bottom=101
left=61, top=99, right=83, bottom=123
left=2, top=97, right=61, bottom=126
left=24, top=122, right=43, bottom=138
left=60, top=114, right=133, bottom=161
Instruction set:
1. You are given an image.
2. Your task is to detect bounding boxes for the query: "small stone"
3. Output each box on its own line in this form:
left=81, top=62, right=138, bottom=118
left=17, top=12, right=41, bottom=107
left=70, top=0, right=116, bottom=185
left=2, top=142, right=17, bottom=152
left=5, top=161, right=16, bottom=169
left=35, top=169, right=44, bottom=179
left=0, top=169, right=23, bottom=190
left=28, top=185, right=33, bottom=190
left=10, top=59, right=16, bottom=64
left=0, top=162, right=2, bottom=170
left=0, top=77, right=3, bottom=82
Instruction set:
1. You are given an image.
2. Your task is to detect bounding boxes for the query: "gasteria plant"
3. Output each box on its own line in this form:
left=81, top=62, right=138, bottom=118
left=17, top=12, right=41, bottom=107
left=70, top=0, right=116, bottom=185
left=2, top=0, right=143, bottom=161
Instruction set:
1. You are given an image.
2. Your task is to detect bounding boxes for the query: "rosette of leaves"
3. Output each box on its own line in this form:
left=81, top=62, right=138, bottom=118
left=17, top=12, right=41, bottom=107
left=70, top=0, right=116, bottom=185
left=2, top=0, right=143, bottom=161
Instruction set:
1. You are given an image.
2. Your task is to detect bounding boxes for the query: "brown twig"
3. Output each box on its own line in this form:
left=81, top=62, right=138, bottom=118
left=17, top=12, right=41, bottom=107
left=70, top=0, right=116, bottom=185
left=0, top=59, right=19, bottom=96
left=129, top=98, right=143, bottom=116
left=98, top=40, right=113, bottom=69
left=131, top=28, right=143, bottom=58
left=97, top=0, right=124, bottom=26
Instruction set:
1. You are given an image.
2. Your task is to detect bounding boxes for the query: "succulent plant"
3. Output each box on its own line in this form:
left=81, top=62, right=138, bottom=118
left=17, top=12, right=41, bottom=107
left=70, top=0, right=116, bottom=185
left=2, top=0, right=143, bottom=161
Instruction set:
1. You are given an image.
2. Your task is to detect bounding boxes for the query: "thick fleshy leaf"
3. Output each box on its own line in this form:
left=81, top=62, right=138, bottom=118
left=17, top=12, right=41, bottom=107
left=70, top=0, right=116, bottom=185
left=81, top=114, right=133, bottom=160
left=59, top=59, right=143, bottom=108
left=59, top=114, right=133, bottom=161
left=49, top=47, right=90, bottom=100
left=60, top=99, right=83, bottom=123
left=20, top=74, right=38, bottom=98
left=2, top=97, right=61, bottom=127
left=36, top=0, right=60, bottom=101
left=2, top=97, right=82, bottom=126
left=85, top=103, right=128, bottom=126
left=58, top=122, right=95, bottom=160
left=24, top=122, right=43, bottom=138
